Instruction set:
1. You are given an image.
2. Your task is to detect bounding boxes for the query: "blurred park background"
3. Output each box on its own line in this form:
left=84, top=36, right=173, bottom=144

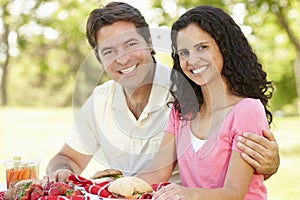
left=0, top=0, right=299, bottom=199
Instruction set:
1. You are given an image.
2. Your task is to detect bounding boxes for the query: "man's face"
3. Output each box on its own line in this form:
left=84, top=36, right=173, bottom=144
left=96, top=21, right=154, bottom=89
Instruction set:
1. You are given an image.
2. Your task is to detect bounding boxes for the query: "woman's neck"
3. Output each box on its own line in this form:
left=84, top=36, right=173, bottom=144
left=200, top=80, right=241, bottom=113
left=191, top=83, right=242, bottom=139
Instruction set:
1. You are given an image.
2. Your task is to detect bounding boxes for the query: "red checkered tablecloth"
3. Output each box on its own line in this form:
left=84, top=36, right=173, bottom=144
left=0, top=174, right=170, bottom=200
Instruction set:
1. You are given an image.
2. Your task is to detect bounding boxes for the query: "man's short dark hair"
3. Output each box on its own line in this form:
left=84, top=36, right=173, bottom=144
left=86, top=2, right=153, bottom=62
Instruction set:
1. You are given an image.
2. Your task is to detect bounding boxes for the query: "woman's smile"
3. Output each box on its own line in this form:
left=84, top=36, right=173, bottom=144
left=190, top=65, right=209, bottom=75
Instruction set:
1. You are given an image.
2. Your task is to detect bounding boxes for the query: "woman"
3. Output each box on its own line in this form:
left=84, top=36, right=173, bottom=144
left=138, top=5, right=273, bottom=200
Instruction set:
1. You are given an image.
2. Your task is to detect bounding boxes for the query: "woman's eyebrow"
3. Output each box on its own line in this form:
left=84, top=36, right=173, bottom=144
left=194, top=41, right=209, bottom=48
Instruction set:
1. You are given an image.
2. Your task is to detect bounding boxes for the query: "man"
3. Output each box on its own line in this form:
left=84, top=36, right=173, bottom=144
left=46, top=1, right=279, bottom=183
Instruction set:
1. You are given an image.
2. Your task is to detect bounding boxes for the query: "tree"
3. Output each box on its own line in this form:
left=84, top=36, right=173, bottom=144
left=245, top=0, right=300, bottom=113
left=0, top=0, right=44, bottom=105
left=0, top=0, right=103, bottom=106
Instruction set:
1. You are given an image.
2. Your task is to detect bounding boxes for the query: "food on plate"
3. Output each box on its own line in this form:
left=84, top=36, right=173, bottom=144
left=4, top=180, right=83, bottom=200
left=90, top=169, right=123, bottom=180
left=4, top=179, right=42, bottom=200
left=108, top=176, right=153, bottom=199
left=43, top=182, right=83, bottom=197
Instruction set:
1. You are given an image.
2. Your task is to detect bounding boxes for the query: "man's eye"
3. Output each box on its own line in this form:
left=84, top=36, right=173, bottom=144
left=127, top=41, right=138, bottom=47
left=102, top=49, right=113, bottom=56
left=178, top=50, right=189, bottom=57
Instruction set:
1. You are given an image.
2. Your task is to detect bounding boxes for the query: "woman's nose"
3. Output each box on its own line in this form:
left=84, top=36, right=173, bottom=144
left=188, top=51, right=201, bottom=64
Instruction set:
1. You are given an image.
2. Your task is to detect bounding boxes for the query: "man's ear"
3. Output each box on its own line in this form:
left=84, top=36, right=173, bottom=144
left=147, top=37, right=155, bottom=55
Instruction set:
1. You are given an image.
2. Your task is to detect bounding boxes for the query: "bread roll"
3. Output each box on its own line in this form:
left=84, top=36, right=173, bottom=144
left=108, top=176, right=153, bottom=199
left=90, top=169, right=122, bottom=179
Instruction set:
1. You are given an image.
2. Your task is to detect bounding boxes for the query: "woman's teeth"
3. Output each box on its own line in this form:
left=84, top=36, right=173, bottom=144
left=192, top=66, right=208, bottom=74
left=120, top=65, right=137, bottom=74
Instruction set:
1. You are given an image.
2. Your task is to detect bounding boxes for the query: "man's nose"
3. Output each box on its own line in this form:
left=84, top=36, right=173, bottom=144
left=116, top=51, right=130, bottom=65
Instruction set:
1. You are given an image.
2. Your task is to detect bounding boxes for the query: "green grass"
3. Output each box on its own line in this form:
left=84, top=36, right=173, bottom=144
left=0, top=107, right=299, bottom=199
left=0, top=107, right=74, bottom=183
left=264, top=116, right=300, bottom=199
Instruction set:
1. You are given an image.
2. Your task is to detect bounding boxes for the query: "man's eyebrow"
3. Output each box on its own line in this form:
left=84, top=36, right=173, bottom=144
left=124, top=37, right=140, bottom=44
left=99, top=38, right=141, bottom=53
left=99, top=46, right=113, bottom=54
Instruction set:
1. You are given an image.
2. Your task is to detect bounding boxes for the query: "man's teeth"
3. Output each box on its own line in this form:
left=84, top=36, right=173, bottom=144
left=192, top=67, right=207, bottom=74
left=120, top=65, right=137, bottom=74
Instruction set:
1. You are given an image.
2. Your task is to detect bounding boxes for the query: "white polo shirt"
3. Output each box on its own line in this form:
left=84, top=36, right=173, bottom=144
left=67, top=62, right=175, bottom=178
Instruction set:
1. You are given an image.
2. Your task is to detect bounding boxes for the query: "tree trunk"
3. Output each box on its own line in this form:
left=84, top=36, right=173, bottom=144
left=0, top=55, right=8, bottom=106
left=0, top=2, right=9, bottom=106
left=275, top=8, right=300, bottom=114
left=294, top=51, right=300, bottom=114
left=0, top=33, right=9, bottom=106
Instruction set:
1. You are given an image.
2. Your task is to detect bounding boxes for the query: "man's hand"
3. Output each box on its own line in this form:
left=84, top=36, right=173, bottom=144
left=43, top=169, right=73, bottom=183
left=237, top=129, right=280, bottom=180
left=45, top=144, right=92, bottom=183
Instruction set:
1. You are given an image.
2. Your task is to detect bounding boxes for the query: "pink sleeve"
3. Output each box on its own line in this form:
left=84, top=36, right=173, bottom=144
left=231, top=99, right=269, bottom=153
left=164, top=106, right=179, bottom=135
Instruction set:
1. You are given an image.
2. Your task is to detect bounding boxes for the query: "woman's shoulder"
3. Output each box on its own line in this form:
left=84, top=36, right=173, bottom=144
left=231, top=98, right=265, bottom=117
left=235, top=98, right=263, bottom=109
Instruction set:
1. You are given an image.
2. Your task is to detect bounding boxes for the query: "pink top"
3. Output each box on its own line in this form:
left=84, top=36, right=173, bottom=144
left=164, top=98, right=267, bottom=200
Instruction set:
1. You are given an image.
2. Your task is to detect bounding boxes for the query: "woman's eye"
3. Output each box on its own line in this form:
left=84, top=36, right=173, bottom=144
left=197, top=45, right=207, bottom=51
left=179, top=50, right=189, bottom=57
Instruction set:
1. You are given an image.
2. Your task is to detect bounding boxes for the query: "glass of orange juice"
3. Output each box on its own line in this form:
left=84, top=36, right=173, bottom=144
left=2, top=156, right=39, bottom=189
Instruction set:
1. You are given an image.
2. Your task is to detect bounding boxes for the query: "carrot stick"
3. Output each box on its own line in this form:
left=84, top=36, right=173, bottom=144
left=6, top=169, right=13, bottom=187
left=18, top=168, right=25, bottom=180
left=23, top=167, right=31, bottom=179
left=12, top=169, right=20, bottom=183
left=30, top=166, right=36, bottom=179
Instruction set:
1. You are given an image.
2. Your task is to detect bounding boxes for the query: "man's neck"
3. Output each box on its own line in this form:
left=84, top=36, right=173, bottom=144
left=124, top=83, right=153, bottom=120
left=123, top=61, right=156, bottom=119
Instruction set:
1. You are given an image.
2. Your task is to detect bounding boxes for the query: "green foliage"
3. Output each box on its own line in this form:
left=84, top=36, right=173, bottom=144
left=1, top=0, right=105, bottom=106
left=242, top=0, right=300, bottom=113
left=151, top=0, right=300, bottom=114
left=1, top=0, right=299, bottom=111
left=150, top=0, right=228, bottom=27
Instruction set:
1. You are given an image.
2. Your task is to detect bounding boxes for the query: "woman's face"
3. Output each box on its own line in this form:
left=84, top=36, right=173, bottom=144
left=176, top=23, right=224, bottom=86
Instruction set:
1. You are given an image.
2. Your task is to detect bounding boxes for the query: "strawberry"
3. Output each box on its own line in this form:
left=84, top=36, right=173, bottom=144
left=48, top=187, right=63, bottom=196
left=30, top=185, right=44, bottom=200
left=72, top=190, right=83, bottom=196
left=53, top=182, right=72, bottom=194
left=43, top=181, right=54, bottom=191
left=32, top=184, right=43, bottom=191
left=64, top=189, right=74, bottom=196
left=64, top=188, right=83, bottom=196
left=30, top=191, right=41, bottom=200
left=16, top=182, right=33, bottom=200
left=17, top=190, right=30, bottom=200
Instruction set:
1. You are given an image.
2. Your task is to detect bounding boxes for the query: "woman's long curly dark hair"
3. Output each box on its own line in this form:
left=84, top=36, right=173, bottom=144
left=170, top=5, right=274, bottom=125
